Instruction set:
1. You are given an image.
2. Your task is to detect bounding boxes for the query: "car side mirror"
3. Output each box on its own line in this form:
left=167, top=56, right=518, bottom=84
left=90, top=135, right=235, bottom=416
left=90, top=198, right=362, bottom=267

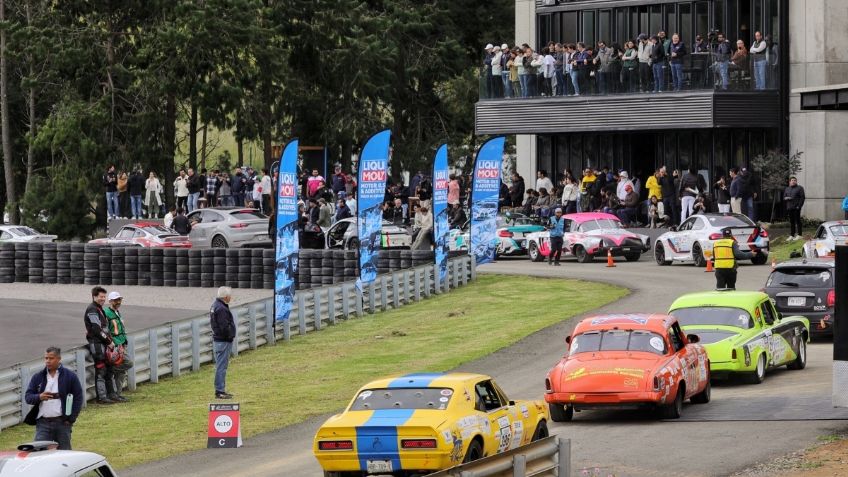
left=686, top=334, right=700, bottom=344
left=565, top=336, right=571, bottom=345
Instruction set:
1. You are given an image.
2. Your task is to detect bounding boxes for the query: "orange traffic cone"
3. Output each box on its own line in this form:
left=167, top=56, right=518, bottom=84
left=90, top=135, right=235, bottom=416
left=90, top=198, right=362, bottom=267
left=705, top=258, right=713, bottom=273
left=606, top=250, right=616, bottom=267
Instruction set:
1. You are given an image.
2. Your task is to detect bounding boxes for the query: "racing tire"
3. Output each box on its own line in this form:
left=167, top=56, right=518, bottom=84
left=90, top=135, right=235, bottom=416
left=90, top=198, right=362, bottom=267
left=575, top=246, right=593, bottom=263
left=346, top=238, right=359, bottom=251
left=528, top=241, right=544, bottom=262
left=211, top=235, right=229, bottom=249
left=462, top=439, right=483, bottom=464
left=787, top=338, right=807, bottom=370
left=692, top=243, right=707, bottom=268
left=624, top=252, right=641, bottom=262
left=654, top=242, right=672, bottom=266
left=750, top=252, right=769, bottom=265
left=659, top=386, right=684, bottom=419
left=531, top=420, right=549, bottom=441
left=548, top=403, right=573, bottom=422
left=690, top=374, right=711, bottom=404
left=744, top=354, right=767, bottom=384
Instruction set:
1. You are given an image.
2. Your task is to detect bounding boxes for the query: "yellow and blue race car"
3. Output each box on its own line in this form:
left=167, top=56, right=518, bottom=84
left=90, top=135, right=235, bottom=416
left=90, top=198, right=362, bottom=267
left=313, top=373, right=549, bottom=477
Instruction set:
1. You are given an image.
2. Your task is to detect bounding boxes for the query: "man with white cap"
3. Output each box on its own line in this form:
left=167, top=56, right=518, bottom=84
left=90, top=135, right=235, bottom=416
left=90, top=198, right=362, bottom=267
left=616, top=171, right=634, bottom=202
left=104, top=291, right=130, bottom=402
left=547, top=208, right=566, bottom=266
left=500, top=43, right=512, bottom=98
left=491, top=45, right=503, bottom=98
left=483, top=44, right=495, bottom=99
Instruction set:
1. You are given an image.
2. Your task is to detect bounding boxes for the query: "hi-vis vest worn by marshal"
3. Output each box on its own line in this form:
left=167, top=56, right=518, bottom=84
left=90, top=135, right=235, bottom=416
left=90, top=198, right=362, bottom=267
left=713, top=238, right=736, bottom=269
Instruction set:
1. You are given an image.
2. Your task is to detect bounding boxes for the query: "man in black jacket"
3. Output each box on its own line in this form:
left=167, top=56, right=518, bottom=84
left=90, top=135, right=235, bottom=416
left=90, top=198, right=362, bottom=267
left=186, top=168, right=201, bottom=213
left=24, top=347, right=83, bottom=449
left=784, top=177, right=806, bottom=240
left=128, top=169, right=145, bottom=219
left=509, top=173, right=525, bottom=207
left=211, top=287, right=236, bottom=399
left=84, top=286, right=116, bottom=404
left=659, top=166, right=679, bottom=226
left=103, top=165, right=118, bottom=220
left=650, top=35, right=667, bottom=93
left=172, top=208, right=192, bottom=236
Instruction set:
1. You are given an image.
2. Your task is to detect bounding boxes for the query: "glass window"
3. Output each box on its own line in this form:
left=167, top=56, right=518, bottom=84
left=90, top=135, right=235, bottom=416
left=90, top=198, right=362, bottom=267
left=538, top=136, right=553, bottom=176
left=230, top=210, right=267, bottom=220
left=738, top=0, right=751, bottom=46
left=665, top=4, right=677, bottom=36
left=732, top=129, right=747, bottom=169
left=475, top=380, right=505, bottom=411
left=538, top=14, right=551, bottom=45
left=0, top=231, right=11, bottom=240
left=584, top=135, right=598, bottom=168
left=570, top=135, right=583, bottom=170
left=679, top=132, right=693, bottom=171
left=671, top=307, right=754, bottom=329
left=669, top=325, right=685, bottom=352
left=116, top=228, right=134, bottom=239
left=631, top=7, right=641, bottom=39
left=616, top=8, right=628, bottom=44
left=664, top=133, right=677, bottom=168
left=714, top=0, right=725, bottom=36
left=350, top=388, right=454, bottom=411
left=639, top=6, right=649, bottom=36
left=760, top=301, right=776, bottom=325
left=563, top=12, right=578, bottom=44
left=582, top=11, right=596, bottom=47
left=599, top=10, right=611, bottom=44
left=649, top=5, right=662, bottom=34
left=695, top=1, right=709, bottom=40
left=831, top=225, right=848, bottom=237
left=690, top=216, right=705, bottom=230
left=726, top=0, right=738, bottom=43
left=678, top=3, right=692, bottom=46
left=705, top=215, right=755, bottom=226
left=752, top=0, right=764, bottom=36
left=766, top=268, right=834, bottom=289
left=569, top=330, right=668, bottom=356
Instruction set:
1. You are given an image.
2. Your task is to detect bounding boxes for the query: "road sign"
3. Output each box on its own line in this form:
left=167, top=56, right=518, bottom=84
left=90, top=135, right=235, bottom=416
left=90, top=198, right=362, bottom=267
left=208, top=403, right=243, bottom=448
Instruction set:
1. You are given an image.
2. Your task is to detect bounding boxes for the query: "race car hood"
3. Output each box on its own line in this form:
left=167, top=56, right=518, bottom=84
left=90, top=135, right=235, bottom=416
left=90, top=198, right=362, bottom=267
left=554, top=352, right=663, bottom=393
left=679, top=326, right=743, bottom=362
left=506, top=224, right=545, bottom=234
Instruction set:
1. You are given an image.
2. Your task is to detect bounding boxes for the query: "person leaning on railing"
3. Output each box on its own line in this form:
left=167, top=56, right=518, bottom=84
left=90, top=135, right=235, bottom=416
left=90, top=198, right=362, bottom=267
left=621, top=41, right=638, bottom=93
left=712, top=33, right=732, bottom=90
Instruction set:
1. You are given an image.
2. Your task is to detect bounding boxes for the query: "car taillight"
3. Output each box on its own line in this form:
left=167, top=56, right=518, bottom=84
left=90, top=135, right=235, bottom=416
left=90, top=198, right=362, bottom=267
left=759, top=229, right=769, bottom=238
left=401, top=439, right=437, bottom=449
left=708, top=233, right=723, bottom=240
left=498, top=230, right=513, bottom=238
left=732, top=349, right=737, bottom=360
left=545, top=378, right=552, bottom=392
left=652, top=376, right=660, bottom=391
left=229, top=223, right=249, bottom=229
left=318, top=440, right=353, bottom=451
left=828, top=289, right=836, bottom=308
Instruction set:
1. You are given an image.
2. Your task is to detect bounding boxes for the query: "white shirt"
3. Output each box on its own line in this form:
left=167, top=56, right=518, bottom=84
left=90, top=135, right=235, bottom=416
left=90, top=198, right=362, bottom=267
left=536, top=177, right=554, bottom=194
left=346, top=198, right=357, bottom=214
left=260, top=176, right=272, bottom=196
left=164, top=212, right=174, bottom=229
left=617, top=180, right=634, bottom=201
left=38, top=370, right=62, bottom=418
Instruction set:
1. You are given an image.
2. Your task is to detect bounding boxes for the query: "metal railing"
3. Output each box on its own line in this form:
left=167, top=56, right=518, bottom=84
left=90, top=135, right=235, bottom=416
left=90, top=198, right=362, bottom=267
left=0, top=255, right=476, bottom=431
left=426, top=436, right=571, bottom=477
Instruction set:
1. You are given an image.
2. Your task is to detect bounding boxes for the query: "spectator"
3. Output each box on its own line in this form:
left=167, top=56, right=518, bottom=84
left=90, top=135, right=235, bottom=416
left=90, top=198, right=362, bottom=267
left=645, top=168, right=662, bottom=210
left=621, top=40, right=638, bottom=93
left=563, top=43, right=576, bottom=96
left=449, top=203, right=467, bottom=229
left=692, top=195, right=707, bottom=214
left=571, top=42, right=589, bottom=96
left=694, top=34, right=709, bottom=53
left=389, top=198, right=405, bottom=225
left=483, top=43, right=494, bottom=99
left=416, top=177, right=432, bottom=209
left=521, top=189, right=538, bottom=216
left=669, top=33, right=687, bottom=92
left=679, top=166, right=701, bottom=222
left=618, top=184, right=640, bottom=226
left=331, top=165, right=346, bottom=197
left=659, top=166, right=679, bottom=225
left=541, top=47, right=556, bottom=96
left=317, top=198, right=333, bottom=228
left=411, top=205, right=434, bottom=250
left=731, top=39, right=749, bottom=84
left=104, top=291, right=131, bottom=402
left=553, top=43, right=564, bottom=96
left=751, top=31, right=768, bottom=90
left=260, top=168, right=273, bottom=213
left=601, top=189, right=621, bottom=215
left=729, top=167, right=742, bottom=214
left=24, top=347, right=83, bottom=450
left=345, top=191, right=357, bottom=215
left=650, top=35, right=667, bottom=93
left=448, top=174, right=460, bottom=206
left=103, top=165, right=119, bottom=221
left=491, top=45, right=504, bottom=98
left=306, top=198, right=320, bottom=230
left=580, top=168, right=598, bottom=211
left=231, top=167, right=246, bottom=206
left=616, top=171, right=634, bottom=202
left=117, top=171, right=129, bottom=219
left=144, top=172, right=163, bottom=218
left=335, top=198, right=352, bottom=222
left=84, top=286, right=116, bottom=404
left=739, top=167, right=757, bottom=220
left=547, top=208, right=566, bottom=266
left=529, top=47, right=544, bottom=97
left=219, top=173, right=233, bottom=207
left=206, top=170, right=220, bottom=208
left=128, top=169, right=145, bottom=220
left=647, top=196, right=666, bottom=228
left=637, top=34, right=652, bottom=92
left=593, top=41, right=614, bottom=95
left=533, top=187, right=554, bottom=218
left=186, top=168, right=201, bottom=212
left=244, top=167, right=257, bottom=207
left=508, top=47, right=520, bottom=98
left=561, top=175, right=579, bottom=213
left=307, top=169, right=324, bottom=198
left=536, top=170, right=554, bottom=193
left=509, top=173, right=525, bottom=207
left=713, top=32, right=731, bottom=90
left=210, top=287, right=235, bottom=400
left=172, top=208, right=192, bottom=235
left=173, top=170, right=189, bottom=211
left=714, top=175, right=731, bottom=213
left=164, top=205, right=176, bottom=229
left=783, top=177, right=806, bottom=240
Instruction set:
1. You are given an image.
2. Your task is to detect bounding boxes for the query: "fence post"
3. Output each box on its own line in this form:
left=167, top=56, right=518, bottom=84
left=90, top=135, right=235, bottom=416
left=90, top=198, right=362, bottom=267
left=342, top=284, right=351, bottom=318
left=391, top=273, right=400, bottom=308
left=368, top=281, right=377, bottom=313
left=127, top=335, right=137, bottom=390
left=423, top=266, right=432, bottom=298
left=327, top=287, right=336, bottom=325
left=513, top=453, right=527, bottom=477
left=459, top=258, right=468, bottom=286
left=403, top=270, right=412, bottom=304
left=413, top=268, right=422, bottom=302
left=231, top=308, right=240, bottom=356
left=297, top=293, right=307, bottom=335
left=356, top=286, right=364, bottom=317
left=470, top=255, right=477, bottom=280
left=191, top=320, right=201, bottom=372
left=265, top=300, right=279, bottom=344
left=19, top=367, right=31, bottom=417
left=558, top=437, right=571, bottom=477
left=74, top=349, right=87, bottom=405
left=149, top=329, right=159, bottom=383
left=312, top=288, right=322, bottom=330
left=171, top=324, right=181, bottom=377
left=246, top=306, right=257, bottom=349
left=451, top=260, right=459, bottom=289
left=380, top=276, right=388, bottom=311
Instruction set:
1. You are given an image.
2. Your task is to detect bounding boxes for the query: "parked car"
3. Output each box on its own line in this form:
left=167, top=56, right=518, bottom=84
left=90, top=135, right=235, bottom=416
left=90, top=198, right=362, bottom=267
left=0, top=441, right=118, bottom=477
left=545, top=313, right=711, bottom=421
left=801, top=221, right=848, bottom=258
left=186, top=207, right=271, bottom=249
left=764, top=257, right=835, bottom=339
left=525, top=212, right=649, bottom=263
left=317, top=217, right=412, bottom=250
left=448, top=213, right=545, bottom=257
left=668, top=291, right=810, bottom=383
left=88, top=222, right=191, bottom=248
left=0, top=225, right=56, bottom=243
left=654, top=213, right=769, bottom=267
left=313, top=373, right=549, bottom=476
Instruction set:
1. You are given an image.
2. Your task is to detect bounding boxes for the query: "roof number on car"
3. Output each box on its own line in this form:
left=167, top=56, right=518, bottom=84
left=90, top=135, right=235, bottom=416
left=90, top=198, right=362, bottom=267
left=649, top=337, right=664, bottom=352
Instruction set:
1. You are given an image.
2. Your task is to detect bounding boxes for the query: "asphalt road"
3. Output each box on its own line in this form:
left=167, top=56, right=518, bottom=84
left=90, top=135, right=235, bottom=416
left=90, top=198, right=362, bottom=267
left=122, top=256, right=848, bottom=477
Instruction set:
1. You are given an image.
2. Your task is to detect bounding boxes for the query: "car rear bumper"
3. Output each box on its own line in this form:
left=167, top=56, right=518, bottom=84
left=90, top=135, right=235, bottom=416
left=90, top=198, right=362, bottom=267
left=545, top=390, right=665, bottom=408
left=316, top=451, right=451, bottom=473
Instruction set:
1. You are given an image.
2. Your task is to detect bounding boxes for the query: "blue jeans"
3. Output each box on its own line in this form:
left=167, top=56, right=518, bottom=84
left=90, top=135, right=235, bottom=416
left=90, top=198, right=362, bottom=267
left=213, top=341, right=233, bottom=393
left=188, top=192, right=200, bottom=213
left=569, top=70, right=580, bottom=95
left=742, top=197, right=756, bottom=221
left=130, top=195, right=143, bottom=218
left=597, top=71, right=607, bottom=95
left=36, top=418, right=73, bottom=450
left=652, top=63, right=666, bottom=92
left=670, top=63, right=684, bottom=91
left=519, top=74, right=530, bottom=97
left=501, top=72, right=511, bottom=98
left=754, top=59, right=766, bottom=90
left=233, top=192, right=245, bottom=207
left=106, top=192, right=119, bottom=218
left=717, top=61, right=729, bottom=90
left=554, top=70, right=565, bottom=95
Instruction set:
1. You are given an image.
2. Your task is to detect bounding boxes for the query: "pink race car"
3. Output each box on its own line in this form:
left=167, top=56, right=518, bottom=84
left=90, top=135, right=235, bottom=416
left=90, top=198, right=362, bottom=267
left=525, top=212, right=649, bottom=263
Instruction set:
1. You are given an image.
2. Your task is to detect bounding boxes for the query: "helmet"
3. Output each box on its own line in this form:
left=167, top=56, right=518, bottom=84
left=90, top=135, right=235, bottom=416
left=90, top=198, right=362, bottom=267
left=105, top=346, right=124, bottom=366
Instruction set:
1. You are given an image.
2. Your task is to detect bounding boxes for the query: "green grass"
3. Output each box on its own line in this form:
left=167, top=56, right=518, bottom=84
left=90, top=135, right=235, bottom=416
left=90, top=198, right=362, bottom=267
left=0, top=275, right=626, bottom=469
left=769, top=234, right=806, bottom=263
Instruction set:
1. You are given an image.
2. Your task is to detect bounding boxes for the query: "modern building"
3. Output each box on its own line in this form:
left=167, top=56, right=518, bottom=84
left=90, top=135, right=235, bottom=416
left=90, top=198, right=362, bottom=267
left=477, top=0, right=847, bottom=220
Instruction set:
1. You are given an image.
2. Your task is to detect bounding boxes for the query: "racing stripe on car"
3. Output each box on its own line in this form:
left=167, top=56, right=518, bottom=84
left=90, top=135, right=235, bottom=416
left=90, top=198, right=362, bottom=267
left=355, top=409, right=415, bottom=472
left=387, top=373, right=444, bottom=388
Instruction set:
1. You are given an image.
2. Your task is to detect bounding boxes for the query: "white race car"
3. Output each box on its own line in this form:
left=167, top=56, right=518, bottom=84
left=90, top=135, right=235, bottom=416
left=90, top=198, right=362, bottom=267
left=801, top=221, right=848, bottom=258
left=653, top=213, right=770, bottom=266
left=525, top=212, right=649, bottom=263
left=0, top=225, right=56, bottom=243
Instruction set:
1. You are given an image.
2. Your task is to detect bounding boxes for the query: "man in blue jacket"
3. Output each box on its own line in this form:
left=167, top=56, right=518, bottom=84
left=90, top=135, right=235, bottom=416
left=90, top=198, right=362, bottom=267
left=548, top=208, right=566, bottom=266
left=24, top=347, right=83, bottom=450
left=211, top=287, right=236, bottom=399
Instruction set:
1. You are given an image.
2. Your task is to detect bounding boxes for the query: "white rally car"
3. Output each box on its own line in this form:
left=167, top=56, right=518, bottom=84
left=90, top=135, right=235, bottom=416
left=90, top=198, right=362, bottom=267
left=525, top=212, right=649, bottom=263
left=801, top=221, right=848, bottom=258
left=653, top=213, right=770, bottom=267
left=0, top=441, right=118, bottom=477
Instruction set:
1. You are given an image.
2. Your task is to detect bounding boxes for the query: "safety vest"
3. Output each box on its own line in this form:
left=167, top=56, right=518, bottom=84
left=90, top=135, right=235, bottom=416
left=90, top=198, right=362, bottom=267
left=713, top=239, right=736, bottom=269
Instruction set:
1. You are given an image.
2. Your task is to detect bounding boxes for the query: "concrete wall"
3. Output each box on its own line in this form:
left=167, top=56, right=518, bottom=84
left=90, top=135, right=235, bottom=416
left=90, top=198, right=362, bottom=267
left=789, top=0, right=848, bottom=220
left=514, top=0, right=537, bottom=187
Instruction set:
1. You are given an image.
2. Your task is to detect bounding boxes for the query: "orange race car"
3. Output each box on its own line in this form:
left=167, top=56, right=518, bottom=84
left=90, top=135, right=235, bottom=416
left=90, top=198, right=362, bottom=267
left=545, top=313, right=711, bottom=421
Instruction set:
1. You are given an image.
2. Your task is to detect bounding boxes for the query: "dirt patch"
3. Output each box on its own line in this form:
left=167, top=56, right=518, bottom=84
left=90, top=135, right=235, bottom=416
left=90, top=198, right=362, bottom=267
left=734, top=433, right=848, bottom=476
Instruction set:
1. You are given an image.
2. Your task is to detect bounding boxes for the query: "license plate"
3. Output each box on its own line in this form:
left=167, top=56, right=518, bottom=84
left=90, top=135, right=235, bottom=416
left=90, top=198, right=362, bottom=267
left=367, top=460, right=393, bottom=473
left=788, top=297, right=806, bottom=307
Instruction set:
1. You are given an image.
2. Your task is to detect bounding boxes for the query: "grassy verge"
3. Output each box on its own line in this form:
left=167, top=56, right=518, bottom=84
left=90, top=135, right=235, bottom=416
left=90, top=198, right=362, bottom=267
left=769, top=234, right=805, bottom=263
left=0, top=275, right=626, bottom=468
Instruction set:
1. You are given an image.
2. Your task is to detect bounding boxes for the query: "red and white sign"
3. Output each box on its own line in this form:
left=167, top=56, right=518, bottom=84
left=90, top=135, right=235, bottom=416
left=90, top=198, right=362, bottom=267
left=207, top=403, right=242, bottom=448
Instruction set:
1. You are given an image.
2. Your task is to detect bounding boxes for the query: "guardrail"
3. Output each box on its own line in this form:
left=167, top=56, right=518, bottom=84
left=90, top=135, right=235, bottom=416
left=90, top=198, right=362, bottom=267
left=425, top=436, right=571, bottom=477
left=0, top=255, right=475, bottom=431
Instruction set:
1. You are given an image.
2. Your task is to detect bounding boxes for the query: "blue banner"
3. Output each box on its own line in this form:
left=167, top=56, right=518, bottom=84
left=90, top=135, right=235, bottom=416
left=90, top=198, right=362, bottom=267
left=470, top=137, right=505, bottom=266
left=274, top=139, right=299, bottom=322
left=357, top=129, right=391, bottom=289
left=432, top=144, right=449, bottom=284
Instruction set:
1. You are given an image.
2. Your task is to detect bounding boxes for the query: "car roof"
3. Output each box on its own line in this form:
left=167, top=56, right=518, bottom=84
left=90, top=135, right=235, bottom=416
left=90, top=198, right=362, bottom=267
left=563, top=212, right=620, bottom=223
left=774, top=258, right=835, bottom=269
left=359, top=372, right=490, bottom=390
left=0, top=449, right=106, bottom=477
left=573, top=313, right=675, bottom=335
left=669, top=291, right=768, bottom=312
left=820, top=220, right=848, bottom=227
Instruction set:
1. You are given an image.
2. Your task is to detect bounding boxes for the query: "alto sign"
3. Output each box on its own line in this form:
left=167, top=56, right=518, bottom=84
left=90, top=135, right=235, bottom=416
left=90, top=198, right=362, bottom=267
left=207, top=403, right=243, bottom=448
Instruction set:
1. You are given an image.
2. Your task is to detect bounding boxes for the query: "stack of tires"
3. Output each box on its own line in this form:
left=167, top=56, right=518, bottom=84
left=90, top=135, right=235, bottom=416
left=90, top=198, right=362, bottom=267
left=175, top=249, right=189, bottom=287
left=0, top=243, right=13, bottom=283
left=162, top=249, right=177, bottom=287
left=83, top=244, right=99, bottom=285
left=296, top=250, right=312, bottom=290
left=321, top=250, right=335, bottom=286
left=200, top=249, right=214, bottom=288
left=14, top=243, right=29, bottom=283
left=399, top=250, right=413, bottom=269
left=214, top=249, right=227, bottom=288
left=411, top=250, right=434, bottom=267
left=56, top=243, right=72, bottom=285
left=188, top=249, right=202, bottom=288
left=27, top=243, right=43, bottom=284
left=149, top=248, right=164, bottom=286
left=263, top=249, right=274, bottom=289
left=250, top=249, right=264, bottom=289
left=223, top=249, right=238, bottom=289
left=331, top=250, right=346, bottom=284
left=124, top=247, right=138, bottom=286
left=111, top=247, right=125, bottom=286
left=237, top=249, right=251, bottom=289
left=42, top=243, right=58, bottom=284
left=375, top=250, right=390, bottom=275
left=343, top=250, right=358, bottom=282
left=137, top=248, right=150, bottom=286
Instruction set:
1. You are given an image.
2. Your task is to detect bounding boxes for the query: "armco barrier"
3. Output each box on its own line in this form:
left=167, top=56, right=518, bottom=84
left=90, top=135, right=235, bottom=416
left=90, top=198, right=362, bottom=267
left=425, top=436, right=571, bottom=477
left=0, top=255, right=474, bottom=431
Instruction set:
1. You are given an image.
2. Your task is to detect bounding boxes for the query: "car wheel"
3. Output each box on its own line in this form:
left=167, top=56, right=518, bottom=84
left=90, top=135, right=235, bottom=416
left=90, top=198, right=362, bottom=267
left=751, top=252, right=769, bottom=265
left=346, top=238, right=359, bottom=251
left=654, top=242, right=671, bottom=266
left=548, top=402, right=573, bottom=422
left=531, top=420, right=549, bottom=441
left=528, top=242, right=543, bottom=262
left=745, top=353, right=767, bottom=384
left=462, top=439, right=483, bottom=464
left=692, top=243, right=707, bottom=267
left=690, top=373, right=711, bottom=404
left=659, top=386, right=684, bottom=419
left=624, top=252, right=641, bottom=262
left=575, top=246, right=593, bottom=263
left=788, top=338, right=807, bottom=370
left=211, top=235, right=229, bottom=249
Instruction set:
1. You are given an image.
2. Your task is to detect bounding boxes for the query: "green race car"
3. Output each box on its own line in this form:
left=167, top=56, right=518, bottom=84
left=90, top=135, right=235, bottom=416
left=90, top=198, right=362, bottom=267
left=668, top=291, right=810, bottom=383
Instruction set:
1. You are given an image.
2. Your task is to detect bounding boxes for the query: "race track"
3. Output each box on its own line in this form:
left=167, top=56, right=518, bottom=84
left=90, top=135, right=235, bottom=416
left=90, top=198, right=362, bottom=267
left=122, top=257, right=847, bottom=477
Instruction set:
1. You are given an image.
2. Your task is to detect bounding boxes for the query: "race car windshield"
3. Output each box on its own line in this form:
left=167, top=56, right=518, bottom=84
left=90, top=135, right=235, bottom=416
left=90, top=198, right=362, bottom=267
left=580, top=219, right=620, bottom=231
left=349, top=388, right=454, bottom=411
left=141, top=226, right=175, bottom=235
left=671, top=307, right=754, bottom=329
left=706, top=215, right=755, bottom=227
left=569, top=330, right=667, bottom=356
left=10, top=226, right=38, bottom=236
left=829, top=225, right=848, bottom=237
left=767, top=268, right=833, bottom=288
left=230, top=210, right=267, bottom=220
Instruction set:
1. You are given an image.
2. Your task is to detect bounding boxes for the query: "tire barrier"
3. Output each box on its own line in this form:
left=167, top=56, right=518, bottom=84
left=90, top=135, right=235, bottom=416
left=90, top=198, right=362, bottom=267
left=1, top=243, right=439, bottom=290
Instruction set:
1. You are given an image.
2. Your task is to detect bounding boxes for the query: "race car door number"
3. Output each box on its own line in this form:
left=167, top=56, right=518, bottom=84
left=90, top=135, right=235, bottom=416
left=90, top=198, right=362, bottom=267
left=787, top=297, right=805, bottom=307
left=367, top=460, right=393, bottom=473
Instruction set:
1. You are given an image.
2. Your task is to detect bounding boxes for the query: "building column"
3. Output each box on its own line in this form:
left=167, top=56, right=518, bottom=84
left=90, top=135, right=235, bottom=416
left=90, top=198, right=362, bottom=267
left=514, top=0, right=537, bottom=188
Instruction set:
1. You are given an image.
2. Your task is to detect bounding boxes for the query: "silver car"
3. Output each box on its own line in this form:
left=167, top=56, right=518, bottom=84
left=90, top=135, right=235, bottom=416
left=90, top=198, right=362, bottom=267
left=324, top=218, right=411, bottom=249
left=654, top=213, right=770, bottom=266
left=187, top=207, right=271, bottom=248
left=0, top=225, right=56, bottom=243
left=801, top=221, right=848, bottom=258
